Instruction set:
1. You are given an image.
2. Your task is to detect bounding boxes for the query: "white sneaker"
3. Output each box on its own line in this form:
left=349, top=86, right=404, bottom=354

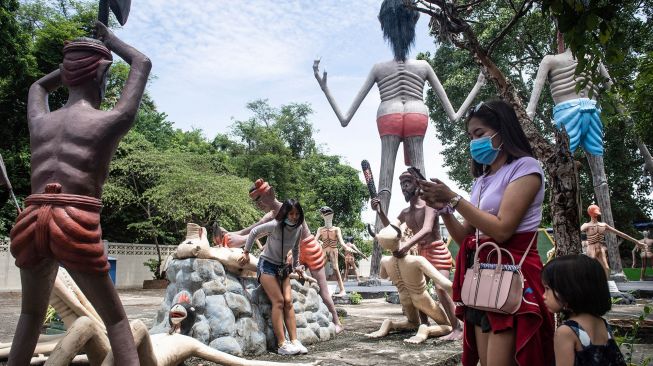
left=291, top=339, right=308, bottom=354
left=277, top=341, right=300, bottom=355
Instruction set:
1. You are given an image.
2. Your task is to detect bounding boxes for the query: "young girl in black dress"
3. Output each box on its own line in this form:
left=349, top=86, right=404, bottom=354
left=542, top=255, right=626, bottom=366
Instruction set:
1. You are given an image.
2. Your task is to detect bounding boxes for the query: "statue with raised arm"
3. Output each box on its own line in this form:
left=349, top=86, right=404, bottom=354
left=313, top=0, right=484, bottom=277
left=342, top=236, right=366, bottom=282
left=315, top=206, right=348, bottom=296
left=365, top=224, right=452, bottom=343
left=580, top=205, right=644, bottom=277
left=6, top=21, right=150, bottom=365
left=370, top=170, right=461, bottom=340
left=632, top=229, right=652, bottom=281
left=215, top=179, right=344, bottom=333
left=527, top=31, right=628, bottom=274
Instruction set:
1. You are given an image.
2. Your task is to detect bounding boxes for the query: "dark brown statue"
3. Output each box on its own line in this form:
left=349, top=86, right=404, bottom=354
left=7, top=22, right=150, bottom=365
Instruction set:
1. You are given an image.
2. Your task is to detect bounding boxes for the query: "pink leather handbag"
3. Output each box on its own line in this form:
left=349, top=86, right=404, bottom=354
left=460, top=235, right=536, bottom=314
left=460, top=178, right=536, bottom=314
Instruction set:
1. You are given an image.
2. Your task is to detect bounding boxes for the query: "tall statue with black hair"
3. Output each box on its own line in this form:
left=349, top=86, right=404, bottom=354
left=313, top=0, right=485, bottom=276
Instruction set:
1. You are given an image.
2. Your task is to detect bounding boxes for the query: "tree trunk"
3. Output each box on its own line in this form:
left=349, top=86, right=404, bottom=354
left=147, top=203, right=162, bottom=279
left=586, top=154, right=622, bottom=273
left=458, top=32, right=582, bottom=255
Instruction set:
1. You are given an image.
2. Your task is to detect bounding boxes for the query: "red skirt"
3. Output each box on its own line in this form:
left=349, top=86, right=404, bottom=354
left=453, top=232, right=554, bottom=366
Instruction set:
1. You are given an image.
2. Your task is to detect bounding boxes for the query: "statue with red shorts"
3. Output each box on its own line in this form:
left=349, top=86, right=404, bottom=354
left=7, top=22, right=150, bottom=365
left=313, top=0, right=485, bottom=277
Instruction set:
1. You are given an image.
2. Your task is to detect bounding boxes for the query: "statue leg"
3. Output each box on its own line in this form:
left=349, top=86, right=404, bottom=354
left=8, top=259, right=59, bottom=366
left=404, top=323, right=454, bottom=344
left=66, top=270, right=139, bottom=366
left=101, top=320, right=156, bottom=366
left=403, top=136, right=425, bottom=175
left=309, top=267, right=343, bottom=333
left=44, top=316, right=110, bottom=366
left=435, top=270, right=463, bottom=341
left=371, top=135, right=401, bottom=278
left=329, top=250, right=346, bottom=296
left=366, top=300, right=419, bottom=338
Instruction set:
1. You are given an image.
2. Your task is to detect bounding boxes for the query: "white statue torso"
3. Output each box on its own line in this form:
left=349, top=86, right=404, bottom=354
left=373, top=59, right=429, bottom=117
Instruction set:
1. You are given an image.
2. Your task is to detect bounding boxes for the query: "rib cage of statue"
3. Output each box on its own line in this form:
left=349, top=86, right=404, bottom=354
left=313, top=0, right=485, bottom=276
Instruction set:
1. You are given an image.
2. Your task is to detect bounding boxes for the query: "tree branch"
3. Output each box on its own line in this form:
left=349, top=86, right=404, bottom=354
left=487, top=0, right=533, bottom=56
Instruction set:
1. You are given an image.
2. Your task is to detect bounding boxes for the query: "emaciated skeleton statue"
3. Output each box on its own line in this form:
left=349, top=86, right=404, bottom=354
left=313, top=0, right=484, bottom=276
left=580, top=205, right=643, bottom=277
left=366, top=225, right=453, bottom=343
left=315, top=206, right=347, bottom=296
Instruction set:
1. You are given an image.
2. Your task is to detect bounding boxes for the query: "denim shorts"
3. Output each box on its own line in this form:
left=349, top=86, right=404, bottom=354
left=257, top=258, right=282, bottom=282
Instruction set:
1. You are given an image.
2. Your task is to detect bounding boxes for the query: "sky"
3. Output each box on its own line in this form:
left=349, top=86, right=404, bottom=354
left=113, top=1, right=473, bottom=224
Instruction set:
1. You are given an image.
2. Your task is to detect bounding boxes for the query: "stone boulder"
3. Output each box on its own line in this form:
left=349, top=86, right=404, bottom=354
left=150, top=258, right=336, bottom=355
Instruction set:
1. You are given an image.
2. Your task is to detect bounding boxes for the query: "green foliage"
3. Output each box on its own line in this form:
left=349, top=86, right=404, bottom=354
left=43, top=305, right=57, bottom=325
left=421, top=1, right=652, bottom=232
left=613, top=304, right=652, bottom=365
left=143, top=258, right=164, bottom=280
left=349, top=291, right=363, bottom=305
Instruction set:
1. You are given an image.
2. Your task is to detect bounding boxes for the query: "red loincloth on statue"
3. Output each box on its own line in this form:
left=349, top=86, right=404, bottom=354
left=453, top=232, right=554, bottom=366
left=418, top=240, right=453, bottom=271
left=9, top=183, right=109, bottom=274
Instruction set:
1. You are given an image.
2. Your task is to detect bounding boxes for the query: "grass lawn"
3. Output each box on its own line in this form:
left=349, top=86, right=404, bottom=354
left=623, top=267, right=653, bottom=281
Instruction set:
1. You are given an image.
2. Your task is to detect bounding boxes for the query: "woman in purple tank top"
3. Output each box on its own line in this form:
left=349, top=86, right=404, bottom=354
left=418, top=100, right=554, bottom=366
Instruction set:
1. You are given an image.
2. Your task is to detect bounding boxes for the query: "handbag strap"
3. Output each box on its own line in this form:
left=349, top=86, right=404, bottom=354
left=474, top=176, right=538, bottom=267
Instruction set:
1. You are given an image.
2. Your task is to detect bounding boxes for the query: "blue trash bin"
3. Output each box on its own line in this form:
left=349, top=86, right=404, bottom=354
left=108, top=256, right=117, bottom=284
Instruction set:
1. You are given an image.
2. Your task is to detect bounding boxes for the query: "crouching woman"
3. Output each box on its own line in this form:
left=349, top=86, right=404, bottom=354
left=238, top=199, right=308, bottom=355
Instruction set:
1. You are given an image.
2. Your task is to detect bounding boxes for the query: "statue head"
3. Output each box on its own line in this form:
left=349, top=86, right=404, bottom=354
left=399, top=170, right=419, bottom=202
left=249, top=178, right=276, bottom=210
left=60, top=37, right=113, bottom=101
left=369, top=224, right=402, bottom=252
left=378, top=0, right=419, bottom=61
left=319, top=206, right=334, bottom=219
left=587, top=204, right=601, bottom=219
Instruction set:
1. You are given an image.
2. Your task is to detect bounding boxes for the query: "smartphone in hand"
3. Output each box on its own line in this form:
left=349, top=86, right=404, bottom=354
left=407, top=166, right=426, bottom=181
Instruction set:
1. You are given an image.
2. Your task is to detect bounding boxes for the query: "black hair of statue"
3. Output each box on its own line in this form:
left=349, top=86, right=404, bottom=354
left=275, top=198, right=305, bottom=226
left=465, top=99, right=535, bottom=178
left=378, top=0, right=419, bottom=62
left=541, top=254, right=611, bottom=318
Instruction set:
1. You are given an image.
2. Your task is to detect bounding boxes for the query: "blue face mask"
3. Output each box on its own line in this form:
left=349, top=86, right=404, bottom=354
left=470, top=133, right=501, bottom=165
left=284, top=219, right=297, bottom=227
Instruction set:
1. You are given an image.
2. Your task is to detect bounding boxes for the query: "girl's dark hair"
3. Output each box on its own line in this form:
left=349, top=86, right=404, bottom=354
left=274, top=199, right=305, bottom=226
left=541, top=255, right=611, bottom=318
left=466, top=99, right=535, bottom=177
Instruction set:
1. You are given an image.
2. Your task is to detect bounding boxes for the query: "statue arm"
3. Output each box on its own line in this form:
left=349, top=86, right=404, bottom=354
left=599, top=63, right=613, bottom=90
left=313, top=60, right=376, bottom=127
left=336, top=227, right=347, bottom=249
left=526, top=56, right=552, bottom=119
left=96, top=22, right=151, bottom=128
left=27, top=69, right=62, bottom=120
left=425, top=63, right=485, bottom=121
left=604, top=225, right=642, bottom=245
left=234, top=211, right=275, bottom=236
left=400, top=208, right=437, bottom=252
left=417, top=257, right=452, bottom=295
